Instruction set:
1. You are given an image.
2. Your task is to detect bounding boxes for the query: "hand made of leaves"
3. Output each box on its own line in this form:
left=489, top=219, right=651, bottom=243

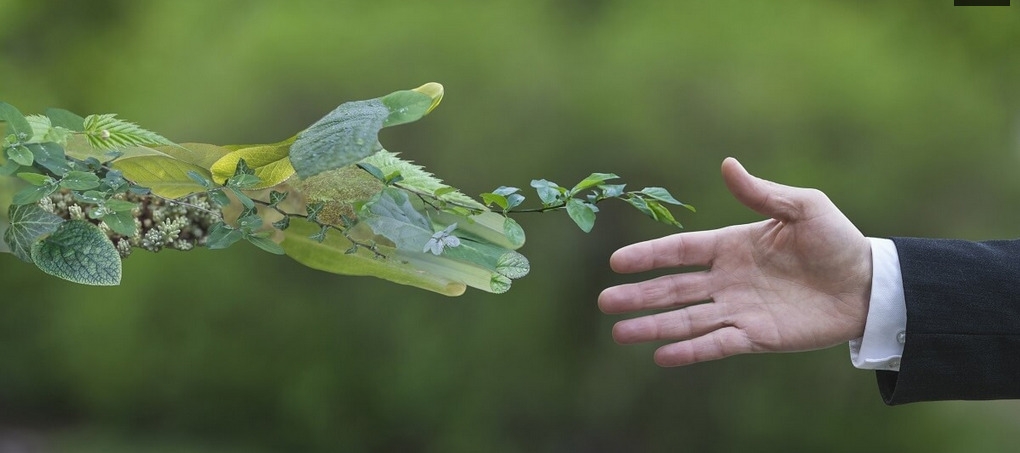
left=0, top=83, right=692, bottom=295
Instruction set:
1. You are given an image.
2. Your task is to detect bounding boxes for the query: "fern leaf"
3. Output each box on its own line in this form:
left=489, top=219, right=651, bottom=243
left=359, top=150, right=487, bottom=211
left=83, top=113, right=174, bottom=151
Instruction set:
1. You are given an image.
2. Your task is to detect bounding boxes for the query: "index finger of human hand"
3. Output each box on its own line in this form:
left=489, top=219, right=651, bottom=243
left=609, top=229, right=720, bottom=274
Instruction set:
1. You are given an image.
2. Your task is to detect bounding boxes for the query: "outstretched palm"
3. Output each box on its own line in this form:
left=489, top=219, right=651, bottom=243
left=598, top=158, right=872, bottom=366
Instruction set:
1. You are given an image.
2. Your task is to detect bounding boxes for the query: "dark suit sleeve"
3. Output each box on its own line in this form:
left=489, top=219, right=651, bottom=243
left=877, top=237, right=1020, bottom=405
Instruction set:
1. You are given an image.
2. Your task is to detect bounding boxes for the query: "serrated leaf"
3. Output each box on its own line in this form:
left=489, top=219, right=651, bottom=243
left=30, top=220, right=121, bottom=286
left=209, top=138, right=297, bottom=189
left=495, top=251, right=530, bottom=279
left=25, top=115, right=52, bottom=143
left=45, top=108, right=85, bottom=131
left=570, top=172, right=619, bottom=195
left=83, top=114, right=173, bottom=151
left=4, top=203, right=64, bottom=262
left=290, top=83, right=444, bottom=179
left=60, top=170, right=101, bottom=190
left=360, top=150, right=487, bottom=210
left=566, top=198, right=596, bottom=233
left=0, top=102, right=32, bottom=140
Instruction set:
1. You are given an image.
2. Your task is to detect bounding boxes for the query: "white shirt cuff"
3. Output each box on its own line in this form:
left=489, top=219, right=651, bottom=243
left=849, top=238, right=907, bottom=371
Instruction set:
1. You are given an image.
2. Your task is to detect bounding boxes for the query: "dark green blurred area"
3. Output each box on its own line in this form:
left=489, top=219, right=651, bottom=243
left=2, top=0, right=1020, bottom=451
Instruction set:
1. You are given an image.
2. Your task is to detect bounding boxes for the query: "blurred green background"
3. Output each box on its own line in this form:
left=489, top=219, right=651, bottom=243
left=2, top=1, right=1020, bottom=451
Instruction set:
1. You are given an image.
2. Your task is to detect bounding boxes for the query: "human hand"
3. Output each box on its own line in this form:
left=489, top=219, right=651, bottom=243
left=598, top=158, right=872, bottom=366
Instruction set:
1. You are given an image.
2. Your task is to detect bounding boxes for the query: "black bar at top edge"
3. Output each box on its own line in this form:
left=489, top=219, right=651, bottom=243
left=954, top=0, right=1009, bottom=5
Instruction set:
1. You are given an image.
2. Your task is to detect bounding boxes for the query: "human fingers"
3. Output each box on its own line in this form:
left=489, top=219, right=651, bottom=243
left=608, top=229, right=723, bottom=274
left=721, top=157, right=817, bottom=222
left=611, top=303, right=724, bottom=345
left=652, top=327, right=754, bottom=366
left=598, top=271, right=713, bottom=314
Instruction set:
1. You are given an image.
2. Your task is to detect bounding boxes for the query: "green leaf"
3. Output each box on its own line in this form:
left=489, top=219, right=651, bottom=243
left=530, top=179, right=564, bottom=205
left=102, top=210, right=138, bottom=236
left=45, top=108, right=86, bottom=131
left=4, top=203, right=64, bottom=262
left=209, top=138, right=296, bottom=188
left=281, top=218, right=466, bottom=296
left=237, top=212, right=263, bottom=231
left=17, top=172, right=53, bottom=186
left=360, top=150, right=487, bottom=210
left=154, top=143, right=233, bottom=169
left=229, top=187, right=255, bottom=209
left=566, top=198, right=596, bottom=233
left=290, top=83, right=444, bottom=179
left=268, top=190, right=288, bottom=207
left=599, top=183, right=626, bottom=198
left=429, top=209, right=525, bottom=249
left=357, top=162, right=386, bottom=182
left=380, top=89, right=436, bottom=127
left=112, top=155, right=211, bottom=198
left=12, top=183, right=58, bottom=205
left=208, top=189, right=231, bottom=207
left=60, top=170, right=101, bottom=190
left=502, top=217, right=526, bottom=248
left=359, top=188, right=432, bottom=250
left=0, top=102, right=32, bottom=141
left=227, top=173, right=261, bottom=189
left=645, top=199, right=683, bottom=228
left=0, top=159, right=20, bottom=176
left=105, top=199, right=138, bottom=213
left=30, top=220, right=121, bottom=286
left=27, top=142, right=72, bottom=175
left=639, top=187, right=685, bottom=206
left=205, top=222, right=243, bottom=249
left=624, top=195, right=653, bottom=217
left=25, top=115, right=52, bottom=143
left=245, top=232, right=285, bottom=255
left=570, top=172, right=619, bottom=195
left=82, top=113, right=174, bottom=151
left=309, top=225, right=329, bottom=243
left=480, top=192, right=508, bottom=210
left=272, top=216, right=291, bottom=230
left=7, top=145, right=33, bottom=166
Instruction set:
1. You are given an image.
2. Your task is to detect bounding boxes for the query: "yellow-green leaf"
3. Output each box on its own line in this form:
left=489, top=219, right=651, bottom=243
left=112, top=155, right=211, bottom=198
left=210, top=137, right=296, bottom=188
left=154, top=143, right=233, bottom=169
left=281, top=218, right=466, bottom=296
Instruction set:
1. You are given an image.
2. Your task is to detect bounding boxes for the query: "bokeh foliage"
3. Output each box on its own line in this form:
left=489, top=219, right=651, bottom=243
left=2, top=0, right=1019, bottom=451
